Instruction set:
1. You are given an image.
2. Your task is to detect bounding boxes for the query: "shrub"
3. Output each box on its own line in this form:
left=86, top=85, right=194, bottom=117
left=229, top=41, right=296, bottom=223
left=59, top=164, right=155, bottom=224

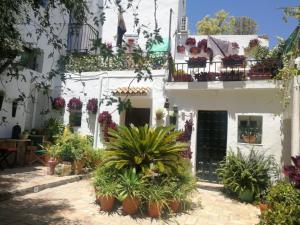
left=103, top=125, right=188, bottom=175
left=258, top=181, right=300, bottom=225
left=93, top=166, right=119, bottom=197
left=44, top=118, right=65, bottom=143
left=283, top=155, right=300, bottom=188
left=217, top=148, right=278, bottom=201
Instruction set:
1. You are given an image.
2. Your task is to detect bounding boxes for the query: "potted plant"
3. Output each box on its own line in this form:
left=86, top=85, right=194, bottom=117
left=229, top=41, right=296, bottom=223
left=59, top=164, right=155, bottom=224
left=169, top=111, right=177, bottom=125
left=118, top=168, right=144, bottom=215
left=177, top=45, right=185, bottom=54
left=67, top=97, right=83, bottom=112
left=57, top=142, right=75, bottom=176
left=45, top=143, right=59, bottom=175
left=20, top=130, right=30, bottom=139
left=197, top=39, right=207, bottom=50
left=52, top=96, right=65, bottom=111
left=187, top=57, right=207, bottom=68
left=86, top=98, right=98, bottom=114
left=93, top=167, right=118, bottom=212
left=155, top=109, right=165, bottom=121
left=98, top=111, right=117, bottom=142
left=222, top=55, right=246, bottom=67
left=189, top=47, right=200, bottom=55
left=172, top=70, right=192, bottom=82
left=145, top=183, right=169, bottom=218
left=185, top=37, right=196, bottom=46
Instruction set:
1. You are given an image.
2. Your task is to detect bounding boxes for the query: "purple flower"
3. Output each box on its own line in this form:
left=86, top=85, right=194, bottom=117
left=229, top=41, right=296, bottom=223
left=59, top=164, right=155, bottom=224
left=67, top=97, right=83, bottom=111
left=52, top=96, right=65, bottom=110
left=283, top=155, right=300, bottom=189
left=86, top=98, right=98, bottom=114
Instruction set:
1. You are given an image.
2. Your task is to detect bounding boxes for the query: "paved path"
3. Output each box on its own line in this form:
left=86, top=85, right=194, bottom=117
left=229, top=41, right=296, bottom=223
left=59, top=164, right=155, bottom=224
left=0, top=180, right=260, bottom=225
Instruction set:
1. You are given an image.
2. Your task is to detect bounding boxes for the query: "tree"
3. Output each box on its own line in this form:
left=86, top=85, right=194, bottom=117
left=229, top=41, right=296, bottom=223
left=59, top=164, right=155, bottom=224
left=196, top=10, right=257, bottom=35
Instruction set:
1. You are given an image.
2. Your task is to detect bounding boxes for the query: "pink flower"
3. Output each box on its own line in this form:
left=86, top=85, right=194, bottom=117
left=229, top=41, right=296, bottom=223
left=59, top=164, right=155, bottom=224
left=67, top=97, right=83, bottom=111
left=86, top=98, right=98, bottom=114
left=52, top=97, right=65, bottom=110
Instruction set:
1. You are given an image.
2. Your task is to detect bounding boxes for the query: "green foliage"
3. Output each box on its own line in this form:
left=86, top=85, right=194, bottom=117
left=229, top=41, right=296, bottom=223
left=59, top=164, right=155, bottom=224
left=217, top=148, right=278, bottom=201
left=103, top=125, right=188, bottom=175
left=251, top=45, right=270, bottom=60
left=196, top=10, right=257, bottom=35
left=93, top=166, right=119, bottom=197
left=44, top=118, right=65, bottom=143
left=258, top=181, right=300, bottom=225
left=84, top=148, right=103, bottom=169
left=117, top=168, right=145, bottom=201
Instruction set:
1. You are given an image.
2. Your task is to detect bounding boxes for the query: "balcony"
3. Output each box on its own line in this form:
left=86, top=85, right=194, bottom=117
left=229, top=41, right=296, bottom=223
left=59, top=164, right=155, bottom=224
left=67, top=24, right=99, bottom=54
left=166, top=59, right=282, bottom=91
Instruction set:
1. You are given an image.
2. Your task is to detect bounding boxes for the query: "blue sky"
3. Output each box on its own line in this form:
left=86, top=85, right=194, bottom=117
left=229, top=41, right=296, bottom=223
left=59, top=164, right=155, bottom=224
left=187, top=0, right=299, bottom=47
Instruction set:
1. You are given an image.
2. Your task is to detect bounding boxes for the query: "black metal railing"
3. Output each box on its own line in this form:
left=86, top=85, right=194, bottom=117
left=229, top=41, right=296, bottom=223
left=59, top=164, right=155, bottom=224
left=67, top=23, right=99, bottom=54
left=169, top=59, right=281, bottom=82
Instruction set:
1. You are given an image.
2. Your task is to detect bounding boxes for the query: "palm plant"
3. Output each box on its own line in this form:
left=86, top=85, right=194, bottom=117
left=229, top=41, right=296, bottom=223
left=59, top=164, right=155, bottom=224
left=103, top=125, right=188, bottom=175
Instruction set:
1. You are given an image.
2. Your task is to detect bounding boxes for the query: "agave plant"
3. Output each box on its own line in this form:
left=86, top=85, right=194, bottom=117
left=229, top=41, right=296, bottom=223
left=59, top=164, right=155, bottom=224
left=103, top=125, right=188, bottom=175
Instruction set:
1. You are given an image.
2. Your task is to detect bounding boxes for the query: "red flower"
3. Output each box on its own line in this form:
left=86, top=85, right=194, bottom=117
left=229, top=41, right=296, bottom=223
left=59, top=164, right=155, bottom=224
left=197, top=39, right=207, bottom=50
left=283, top=155, right=300, bottom=189
left=52, top=96, right=65, bottom=110
left=86, top=98, right=98, bottom=114
left=67, top=97, right=83, bottom=111
left=185, top=37, right=196, bottom=46
left=177, top=45, right=185, bottom=53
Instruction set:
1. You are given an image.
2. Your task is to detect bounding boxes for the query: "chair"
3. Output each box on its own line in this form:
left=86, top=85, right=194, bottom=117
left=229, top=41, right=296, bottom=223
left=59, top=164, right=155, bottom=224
left=25, top=135, right=48, bottom=166
left=0, top=140, right=18, bottom=170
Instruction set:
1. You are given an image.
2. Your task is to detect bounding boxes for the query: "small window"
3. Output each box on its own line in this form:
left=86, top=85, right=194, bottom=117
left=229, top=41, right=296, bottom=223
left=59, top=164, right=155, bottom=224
left=12, top=100, right=18, bottom=118
left=238, top=115, right=262, bottom=144
left=69, top=111, right=82, bottom=127
left=0, top=91, right=4, bottom=111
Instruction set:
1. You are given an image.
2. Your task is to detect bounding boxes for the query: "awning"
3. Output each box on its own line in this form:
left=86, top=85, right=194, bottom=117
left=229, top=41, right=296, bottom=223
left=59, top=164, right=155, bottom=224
left=149, top=38, right=169, bottom=52
left=112, top=87, right=151, bottom=96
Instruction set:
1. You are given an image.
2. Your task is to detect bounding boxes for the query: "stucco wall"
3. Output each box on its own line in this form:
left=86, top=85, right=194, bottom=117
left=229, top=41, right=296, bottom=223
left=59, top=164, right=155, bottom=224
left=166, top=88, right=287, bottom=170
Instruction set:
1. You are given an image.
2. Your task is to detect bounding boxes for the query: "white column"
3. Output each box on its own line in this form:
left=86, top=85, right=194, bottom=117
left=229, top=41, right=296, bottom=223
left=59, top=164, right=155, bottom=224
left=291, top=76, right=300, bottom=156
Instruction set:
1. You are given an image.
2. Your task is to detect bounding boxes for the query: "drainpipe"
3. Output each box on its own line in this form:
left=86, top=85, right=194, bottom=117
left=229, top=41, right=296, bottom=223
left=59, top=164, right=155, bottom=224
left=291, top=75, right=300, bottom=157
left=93, top=76, right=104, bottom=148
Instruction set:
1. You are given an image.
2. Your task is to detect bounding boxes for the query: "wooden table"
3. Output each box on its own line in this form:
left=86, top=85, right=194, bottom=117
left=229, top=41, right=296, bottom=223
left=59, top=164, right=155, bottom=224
left=5, top=139, right=31, bottom=166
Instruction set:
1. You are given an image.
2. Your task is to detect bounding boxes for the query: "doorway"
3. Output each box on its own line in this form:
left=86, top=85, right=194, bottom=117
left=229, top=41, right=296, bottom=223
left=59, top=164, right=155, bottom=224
left=196, top=111, right=228, bottom=183
left=125, top=108, right=151, bottom=127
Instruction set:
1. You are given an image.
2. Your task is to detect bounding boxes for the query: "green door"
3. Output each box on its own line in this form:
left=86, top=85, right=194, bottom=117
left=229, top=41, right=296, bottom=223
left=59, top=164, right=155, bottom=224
left=196, top=111, right=228, bottom=183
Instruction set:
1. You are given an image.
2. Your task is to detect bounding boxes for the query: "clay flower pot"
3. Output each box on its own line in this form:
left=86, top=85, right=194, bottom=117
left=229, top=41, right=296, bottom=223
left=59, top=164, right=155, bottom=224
left=242, top=135, right=257, bottom=143
left=259, top=203, right=271, bottom=213
left=122, top=196, right=141, bottom=215
left=169, top=199, right=180, bottom=213
left=98, top=195, right=115, bottom=212
left=147, top=202, right=162, bottom=218
left=47, top=157, right=57, bottom=175
left=74, top=160, right=84, bottom=175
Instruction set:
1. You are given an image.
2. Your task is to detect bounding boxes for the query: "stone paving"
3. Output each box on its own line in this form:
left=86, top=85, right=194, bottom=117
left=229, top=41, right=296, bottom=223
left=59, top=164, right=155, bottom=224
left=0, top=180, right=260, bottom=225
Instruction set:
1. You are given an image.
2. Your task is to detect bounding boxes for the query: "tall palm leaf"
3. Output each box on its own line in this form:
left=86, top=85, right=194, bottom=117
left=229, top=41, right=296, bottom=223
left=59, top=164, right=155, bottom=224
left=103, top=125, right=188, bottom=175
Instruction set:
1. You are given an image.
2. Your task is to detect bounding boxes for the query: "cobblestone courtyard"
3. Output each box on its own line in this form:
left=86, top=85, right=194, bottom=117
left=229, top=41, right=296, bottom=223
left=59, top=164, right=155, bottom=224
left=0, top=180, right=260, bottom=225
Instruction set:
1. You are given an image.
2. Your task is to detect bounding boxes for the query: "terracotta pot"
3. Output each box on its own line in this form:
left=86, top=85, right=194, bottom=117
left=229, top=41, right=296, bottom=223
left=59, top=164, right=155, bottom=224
left=98, top=196, right=115, bottom=212
left=122, top=196, right=141, bottom=215
left=242, top=135, right=257, bottom=143
left=259, top=203, right=271, bottom=213
left=47, top=158, right=57, bottom=175
left=74, top=160, right=84, bottom=174
left=169, top=199, right=180, bottom=213
left=147, top=202, right=162, bottom=218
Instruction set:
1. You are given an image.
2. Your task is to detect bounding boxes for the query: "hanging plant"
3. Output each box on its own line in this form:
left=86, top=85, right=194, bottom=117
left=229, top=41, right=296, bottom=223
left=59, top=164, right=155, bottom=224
left=177, top=45, right=185, bottom=53
left=185, top=37, right=196, bottom=46
left=232, top=42, right=240, bottom=49
left=86, top=98, right=98, bottom=114
left=190, top=47, right=201, bottom=55
left=177, top=119, right=194, bottom=159
left=197, top=39, right=208, bottom=50
left=67, top=97, right=83, bottom=111
left=52, top=96, right=65, bottom=111
left=98, top=111, right=117, bottom=142
left=249, top=39, right=260, bottom=48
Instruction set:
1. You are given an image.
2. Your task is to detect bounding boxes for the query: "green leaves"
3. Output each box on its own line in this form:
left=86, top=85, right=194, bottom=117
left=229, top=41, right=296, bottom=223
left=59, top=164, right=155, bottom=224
left=103, top=125, right=187, bottom=175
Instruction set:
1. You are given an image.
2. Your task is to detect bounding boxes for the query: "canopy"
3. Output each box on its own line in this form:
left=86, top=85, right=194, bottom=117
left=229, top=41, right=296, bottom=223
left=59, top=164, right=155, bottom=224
left=149, top=38, right=169, bottom=52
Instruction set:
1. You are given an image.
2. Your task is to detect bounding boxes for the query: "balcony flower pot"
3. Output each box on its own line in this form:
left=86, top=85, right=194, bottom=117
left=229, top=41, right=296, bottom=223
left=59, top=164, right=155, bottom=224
left=189, top=47, right=200, bottom=55
left=98, top=195, right=115, bottom=212
left=197, top=39, right=207, bottom=50
left=238, top=189, right=254, bottom=203
left=67, top=97, right=83, bottom=111
left=122, top=196, right=141, bottom=215
left=222, top=55, right=245, bottom=67
left=169, top=199, right=181, bottom=213
left=177, top=45, right=185, bottom=54
left=242, top=135, right=256, bottom=143
left=173, top=74, right=192, bottom=82
left=73, top=160, right=84, bottom=175
left=47, top=157, right=57, bottom=175
left=185, top=37, right=196, bottom=46
left=187, top=57, right=207, bottom=68
left=147, top=202, right=162, bottom=218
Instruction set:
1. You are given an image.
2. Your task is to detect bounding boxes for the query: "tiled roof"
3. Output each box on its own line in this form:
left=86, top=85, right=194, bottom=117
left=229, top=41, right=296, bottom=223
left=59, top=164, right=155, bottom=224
left=112, top=87, right=151, bottom=96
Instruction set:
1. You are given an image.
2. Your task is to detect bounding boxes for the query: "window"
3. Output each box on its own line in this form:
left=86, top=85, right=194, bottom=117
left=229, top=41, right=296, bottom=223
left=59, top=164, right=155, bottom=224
left=0, top=91, right=4, bottom=111
left=238, top=115, right=262, bottom=144
left=38, top=0, right=48, bottom=7
left=12, top=100, right=18, bottom=118
left=69, top=111, right=82, bottom=127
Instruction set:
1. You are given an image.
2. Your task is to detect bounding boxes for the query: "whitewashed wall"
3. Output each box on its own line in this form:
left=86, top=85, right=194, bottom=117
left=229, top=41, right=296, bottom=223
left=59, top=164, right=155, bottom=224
left=166, top=87, right=287, bottom=170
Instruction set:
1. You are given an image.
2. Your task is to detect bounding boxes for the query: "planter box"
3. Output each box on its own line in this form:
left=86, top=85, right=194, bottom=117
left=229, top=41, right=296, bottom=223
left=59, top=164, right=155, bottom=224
left=222, top=59, right=245, bottom=67
left=173, top=74, right=193, bottom=82
left=187, top=59, right=206, bottom=68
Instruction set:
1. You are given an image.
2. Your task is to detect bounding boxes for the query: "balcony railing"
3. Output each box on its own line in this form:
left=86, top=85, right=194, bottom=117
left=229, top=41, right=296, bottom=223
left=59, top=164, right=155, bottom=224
left=168, top=59, right=281, bottom=82
left=67, top=24, right=99, bottom=54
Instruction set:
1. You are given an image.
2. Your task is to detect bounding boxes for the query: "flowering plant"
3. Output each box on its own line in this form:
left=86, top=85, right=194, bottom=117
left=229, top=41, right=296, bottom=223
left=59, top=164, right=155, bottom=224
left=197, top=39, right=207, bottom=50
left=232, top=42, right=239, bottom=49
left=283, top=155, right=300, bottom=188
left=189, top=47, right=201, bottom=55
left=98, top=111, right=117, bottom=142
left=86, top=98, right=98, bottom=114
left=177, top=119, right=194, bottom=159
left=187, top=57, right=207, bottom=68
left=249, top=39, right=259, bottom=48
left=106, top=42, right=113, bottom=49
left=177, top=45, right=185, bottom=53
left=67, top=97, right=83, bottom=111
left=222, top=55, right=246, bottom=67
left=52, top=96, right=65, bottom=110
left=185, top=37, right=196, bottom=46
